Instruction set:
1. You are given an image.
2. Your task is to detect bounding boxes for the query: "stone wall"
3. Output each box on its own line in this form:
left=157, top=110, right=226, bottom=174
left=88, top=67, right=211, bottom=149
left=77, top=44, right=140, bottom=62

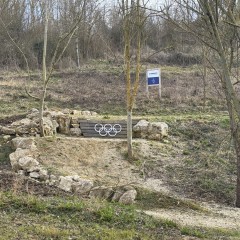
left=1, top=108, right=169, bottom=204
left=9, top=137, right=137, bottom=204
left=0, top=108, right=168, bottom=141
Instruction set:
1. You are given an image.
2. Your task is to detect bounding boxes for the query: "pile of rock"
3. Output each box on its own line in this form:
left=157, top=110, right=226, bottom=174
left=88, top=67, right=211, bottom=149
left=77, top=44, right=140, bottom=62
left=0, top=108, right=98, bottom=137
left=0, top=108, right=169, bottom=141
left=9, top=136, right=137, bottom=204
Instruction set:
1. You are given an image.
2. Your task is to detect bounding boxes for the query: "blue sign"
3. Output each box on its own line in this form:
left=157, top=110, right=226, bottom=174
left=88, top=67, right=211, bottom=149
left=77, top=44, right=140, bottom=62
left=146, top=68, right=161, bottom=98
left=148, top=77, right=160, bottom=85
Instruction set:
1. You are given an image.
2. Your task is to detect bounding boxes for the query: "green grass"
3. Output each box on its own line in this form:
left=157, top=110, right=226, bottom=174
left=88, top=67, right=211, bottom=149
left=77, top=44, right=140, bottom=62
left=136, top=188, right=204, bottom=211
left=0, top=191, right=182, bottom=240
left=0, top=137, right=12, bottom=166
left=1, top=191, right=239, bottom=240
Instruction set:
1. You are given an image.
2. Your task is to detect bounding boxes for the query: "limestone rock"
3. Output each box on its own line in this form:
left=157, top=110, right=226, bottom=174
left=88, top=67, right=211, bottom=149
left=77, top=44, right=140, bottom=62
left=47, top=175, right=59, bottom=186
left=72, top=175, right=81, bottom=181
left=18, top=156, right=39, bottom=171
left=148, top=122, right=168, bottom=141
left=111, top=189, right=125, bottom=202
left=72, top=179, right=94, bottom=194
left=52, top=120, right=59, bottom=134
left=133, top=120, right=149, bottom=138
left=0, top=125, right=16, bottom=135
left=42, top=117, right=54, bottom=136
left=29, top=168, right=48, bottom=180
left=62, top=109, right=71, bottom=114
left=44, top=110, right=64, bottom=118
left=56, top=115, right=71, bottom=134
left=112, top=186, right=135, bottom=202
left=118, top=189, right=137, bottom=204
left=11, top=118, right=31, bottom=127
left=39, top=168, right=48, bottom=179
left=133, top=120, right=168, bottom=140
left=70, top=128, right=82, bottom=137
left=29, top=171, right=40, bottom=179
left=16, top=125, right=39, bottom=136
left=58, top=176, right=73, bottom=192
left=12, top=118, right=39, bottom=136
left=9, top=148, right=32, bottom=171
left=70, top=117, right=79, bottom=125
left=11, top=137, right=37, bottom=150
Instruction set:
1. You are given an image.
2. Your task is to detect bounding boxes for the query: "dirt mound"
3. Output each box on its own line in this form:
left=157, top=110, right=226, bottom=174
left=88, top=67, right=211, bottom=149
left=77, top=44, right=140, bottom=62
left=37, top=137, right=142, bottom=186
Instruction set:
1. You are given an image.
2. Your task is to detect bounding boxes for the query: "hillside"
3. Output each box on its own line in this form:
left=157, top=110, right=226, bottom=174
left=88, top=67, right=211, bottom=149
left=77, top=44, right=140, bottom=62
left=1, top=62, right=240, bottom=239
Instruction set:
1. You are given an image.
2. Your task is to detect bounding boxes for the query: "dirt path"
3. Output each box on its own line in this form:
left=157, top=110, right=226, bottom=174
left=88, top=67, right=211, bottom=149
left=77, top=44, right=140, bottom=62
left=144, top=202, right=240, bottom=230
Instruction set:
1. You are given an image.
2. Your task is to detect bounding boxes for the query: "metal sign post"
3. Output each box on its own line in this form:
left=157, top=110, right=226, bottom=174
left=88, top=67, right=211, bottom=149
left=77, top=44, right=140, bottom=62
left=146, top=68, right=161, bottom=99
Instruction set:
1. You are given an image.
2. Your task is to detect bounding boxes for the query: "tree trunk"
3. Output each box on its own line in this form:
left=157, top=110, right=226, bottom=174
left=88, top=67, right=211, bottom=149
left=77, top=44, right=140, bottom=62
left=227, top=98, right=240, bottom=207
left=221, top=64, right=240, bottom=207
left=76, top=37, right=80, bottom=69
left=127, top=109, right=133, bottom=160
left=40, top=2, right=48, bottom=137
left=203, top=47, right=207, bottom=110
left=237, top=149, right=240, bottom=207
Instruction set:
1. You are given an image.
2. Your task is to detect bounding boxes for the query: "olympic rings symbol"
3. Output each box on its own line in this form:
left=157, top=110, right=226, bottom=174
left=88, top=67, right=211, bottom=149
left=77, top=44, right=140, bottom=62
left=94, top=124, right=122, bottom=137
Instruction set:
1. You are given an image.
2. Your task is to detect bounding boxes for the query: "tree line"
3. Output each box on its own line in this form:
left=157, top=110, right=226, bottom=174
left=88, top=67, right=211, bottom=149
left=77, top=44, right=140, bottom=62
left=0, top=0, right=199, bottom=70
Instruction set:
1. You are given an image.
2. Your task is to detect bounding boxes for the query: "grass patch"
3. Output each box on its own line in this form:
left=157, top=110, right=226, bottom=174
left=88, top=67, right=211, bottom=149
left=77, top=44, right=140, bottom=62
left=0, top=191, right=182, bottom=240
left=180, top=226, right=240, bottom=240
left=0, top=137, right=12, bottom=166
left=136, top=188, right=204, bottom=211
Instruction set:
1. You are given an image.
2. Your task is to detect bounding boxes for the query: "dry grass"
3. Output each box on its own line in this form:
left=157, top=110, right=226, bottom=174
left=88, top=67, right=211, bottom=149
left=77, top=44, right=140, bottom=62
left=0, top=63, right=227, bottom=119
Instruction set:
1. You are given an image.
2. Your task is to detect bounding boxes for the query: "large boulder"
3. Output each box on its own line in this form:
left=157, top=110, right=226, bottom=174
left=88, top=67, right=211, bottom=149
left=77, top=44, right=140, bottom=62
left=11, top=137, right=37, bottom=150
left=133, top=120, right=168, bottom=141
left=58, top=175, right=94, bottom=193
left=9, top=148, right=32, bottom=171
left=148, top=122, right=168, bottom=141
left=18, top=156, right=39, bottom=171
left=133, top=120, right=149, bottom=138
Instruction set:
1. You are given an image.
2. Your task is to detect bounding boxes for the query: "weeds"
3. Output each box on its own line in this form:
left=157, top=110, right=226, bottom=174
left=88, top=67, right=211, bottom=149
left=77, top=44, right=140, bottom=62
left=0, top=191, right=181, bottom=239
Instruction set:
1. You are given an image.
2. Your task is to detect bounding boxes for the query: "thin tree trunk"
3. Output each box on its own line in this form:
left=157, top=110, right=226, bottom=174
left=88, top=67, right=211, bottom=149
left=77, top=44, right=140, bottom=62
left=236, top=146, right=240, bottom=207
left=127, top=110, right=133, bottom=160
left=203, top=47, right=207, bottom=111
left=40, top=2, right=49, bottom=137
left=76, top=37, right=80, bottom=69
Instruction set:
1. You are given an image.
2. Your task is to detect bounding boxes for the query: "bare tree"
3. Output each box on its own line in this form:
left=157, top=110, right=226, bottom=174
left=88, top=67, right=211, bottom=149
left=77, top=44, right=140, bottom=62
left=158, top=0, right=240, bottom=207
left=121, top=0, right=147, bottom=159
